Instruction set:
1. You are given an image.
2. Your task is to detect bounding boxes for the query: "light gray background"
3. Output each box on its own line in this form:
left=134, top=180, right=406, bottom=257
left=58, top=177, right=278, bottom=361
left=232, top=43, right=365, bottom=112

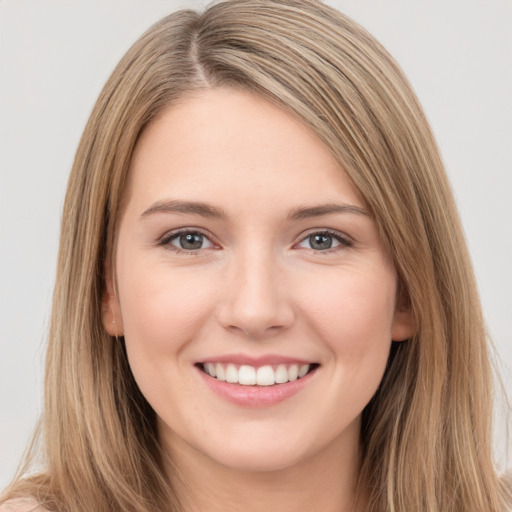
left=1, top=0, right=511, bottom=488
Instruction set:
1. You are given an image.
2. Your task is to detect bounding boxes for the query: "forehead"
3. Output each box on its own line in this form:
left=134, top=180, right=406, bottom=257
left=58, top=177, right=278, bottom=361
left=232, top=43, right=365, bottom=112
left=126, top=87, right=364, bottom=212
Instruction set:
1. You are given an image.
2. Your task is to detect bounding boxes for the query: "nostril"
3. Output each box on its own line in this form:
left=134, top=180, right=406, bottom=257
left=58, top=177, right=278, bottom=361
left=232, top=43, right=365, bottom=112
left=225, top=323, right=287, bottom=339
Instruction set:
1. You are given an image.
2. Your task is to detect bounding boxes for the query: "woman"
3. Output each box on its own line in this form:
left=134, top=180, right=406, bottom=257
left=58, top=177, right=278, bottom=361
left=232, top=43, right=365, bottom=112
left=1, top=1, right=510, bottom=511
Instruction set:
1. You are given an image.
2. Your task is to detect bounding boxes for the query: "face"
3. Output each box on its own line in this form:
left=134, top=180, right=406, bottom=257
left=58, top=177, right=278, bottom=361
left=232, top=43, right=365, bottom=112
left=104, top=88, right=413, bottom=474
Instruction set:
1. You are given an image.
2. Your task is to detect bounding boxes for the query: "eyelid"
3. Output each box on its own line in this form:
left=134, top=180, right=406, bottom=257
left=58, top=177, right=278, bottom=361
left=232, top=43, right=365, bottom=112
left=156, top=227, right=353, bottom=253
left=294, top=228, right=354, bottom=251
left=158, top=227, right=220, bottom=251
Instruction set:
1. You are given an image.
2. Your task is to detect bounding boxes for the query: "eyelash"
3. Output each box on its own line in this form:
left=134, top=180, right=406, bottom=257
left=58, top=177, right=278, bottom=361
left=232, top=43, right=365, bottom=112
left=159, top=228, right=217, bottom=255
left=158, top=228, right=353, bottom=255
left=297, top=229, right=353, bottom=252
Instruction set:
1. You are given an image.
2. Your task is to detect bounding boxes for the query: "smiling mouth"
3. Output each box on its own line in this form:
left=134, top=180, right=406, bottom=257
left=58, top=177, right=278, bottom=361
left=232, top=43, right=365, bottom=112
left=197, top=362, right=320, bottom=386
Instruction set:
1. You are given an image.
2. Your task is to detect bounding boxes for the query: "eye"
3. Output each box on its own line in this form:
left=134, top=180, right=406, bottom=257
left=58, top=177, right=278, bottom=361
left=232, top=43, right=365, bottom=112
left=296, top=231, right=352, bottom=251
left=162, top=230, right=215, bottom=252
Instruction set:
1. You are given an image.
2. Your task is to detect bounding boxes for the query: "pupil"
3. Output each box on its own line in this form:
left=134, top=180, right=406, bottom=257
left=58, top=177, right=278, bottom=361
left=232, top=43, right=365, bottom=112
left=310, top=234, right=332, bottom=250
left=180, top=233, right=203, bottom=250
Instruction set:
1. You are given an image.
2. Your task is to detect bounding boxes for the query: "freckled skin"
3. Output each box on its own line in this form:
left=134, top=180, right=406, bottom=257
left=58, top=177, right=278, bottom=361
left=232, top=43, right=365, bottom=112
left=104, top=88, right=414, bottom=508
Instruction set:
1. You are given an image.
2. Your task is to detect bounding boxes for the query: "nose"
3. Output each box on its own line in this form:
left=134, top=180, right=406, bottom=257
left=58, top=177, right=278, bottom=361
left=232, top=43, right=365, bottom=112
left=215, top=249, right=295, bottom=339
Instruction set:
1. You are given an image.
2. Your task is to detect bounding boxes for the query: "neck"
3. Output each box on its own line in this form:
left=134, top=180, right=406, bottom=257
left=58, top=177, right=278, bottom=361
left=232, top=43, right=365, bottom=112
left=162, top=422, right=366, bottom=512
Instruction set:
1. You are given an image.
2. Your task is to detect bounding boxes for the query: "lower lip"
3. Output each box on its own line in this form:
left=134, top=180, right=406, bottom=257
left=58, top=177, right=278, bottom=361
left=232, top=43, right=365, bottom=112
left=197, top=366, right=317, bottom=407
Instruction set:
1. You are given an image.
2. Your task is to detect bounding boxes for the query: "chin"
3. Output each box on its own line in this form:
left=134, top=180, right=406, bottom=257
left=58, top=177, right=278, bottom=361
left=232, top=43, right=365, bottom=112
left=196, top=421, right=337, bottom=474
left=206, top=443, right=306, bottom=473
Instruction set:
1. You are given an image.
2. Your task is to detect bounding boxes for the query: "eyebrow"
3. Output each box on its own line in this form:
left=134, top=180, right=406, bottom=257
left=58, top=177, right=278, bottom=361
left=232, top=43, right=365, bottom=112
left=141, top=200, right=228, bottom=219
left=288, top=203, right=370, bottom=220
left=140, top=199, right=369, bottom=221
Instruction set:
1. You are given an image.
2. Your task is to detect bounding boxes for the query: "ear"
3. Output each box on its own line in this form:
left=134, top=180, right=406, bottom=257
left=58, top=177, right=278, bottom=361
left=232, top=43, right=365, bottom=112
left=102, top=270, right=124, bottom=337
left=391, top=287, right=415, bottom=342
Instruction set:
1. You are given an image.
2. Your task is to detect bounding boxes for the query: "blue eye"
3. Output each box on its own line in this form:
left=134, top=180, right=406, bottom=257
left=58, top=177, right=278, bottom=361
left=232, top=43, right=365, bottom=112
left=164, top=231, right=214, bottom=251
left=297, top=231, right=352, bottom=251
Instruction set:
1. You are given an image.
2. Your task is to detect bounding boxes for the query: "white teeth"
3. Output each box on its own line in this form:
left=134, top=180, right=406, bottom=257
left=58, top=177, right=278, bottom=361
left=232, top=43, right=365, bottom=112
left=215, top=363, right=226, bottom=381
left=298, top=364, right=309, bottom=378
left=275, top=364, right=288, bottom=384
left=239, top=365, right=256, bottom=385
left=205, top=362, right=216, bottom=377
left=226, top=364, right=238, bottom=383
left=203, top=362, right=313, bottom=386
left=256, top=365, right=275, bottom=386
left=288, top=364, right=299, bottom=381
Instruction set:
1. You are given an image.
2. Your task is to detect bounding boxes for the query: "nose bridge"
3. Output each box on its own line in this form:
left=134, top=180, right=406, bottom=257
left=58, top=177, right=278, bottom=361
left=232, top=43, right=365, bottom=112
left=217, top=243, right=293, bottom=337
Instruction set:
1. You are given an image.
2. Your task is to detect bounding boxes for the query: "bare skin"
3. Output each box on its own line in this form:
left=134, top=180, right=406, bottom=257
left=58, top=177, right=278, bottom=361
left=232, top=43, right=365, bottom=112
left=104, top=88, right=413, bottom=512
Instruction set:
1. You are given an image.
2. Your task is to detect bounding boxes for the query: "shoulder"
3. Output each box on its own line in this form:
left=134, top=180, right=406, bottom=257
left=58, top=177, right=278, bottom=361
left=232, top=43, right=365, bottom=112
left=0, top=499, right=49, bottom=512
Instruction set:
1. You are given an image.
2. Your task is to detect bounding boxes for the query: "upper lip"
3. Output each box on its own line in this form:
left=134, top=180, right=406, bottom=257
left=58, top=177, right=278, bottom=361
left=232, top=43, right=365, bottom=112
left=199, top=353, right=316, bottom=366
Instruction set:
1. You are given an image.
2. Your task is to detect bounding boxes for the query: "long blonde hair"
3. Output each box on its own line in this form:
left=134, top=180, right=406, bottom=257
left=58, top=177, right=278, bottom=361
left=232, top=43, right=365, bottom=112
left=2, top=1, right=510, bottom=510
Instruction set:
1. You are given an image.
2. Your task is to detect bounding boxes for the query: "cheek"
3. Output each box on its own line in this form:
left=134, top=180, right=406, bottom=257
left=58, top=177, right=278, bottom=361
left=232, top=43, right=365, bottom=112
left=296, top=263, right=396, bottom=389
left=116, top=259, right=217, bottom=365
left=302, top=264, right=396, bottom=339
left=115, top=261, right=221, bottom=416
